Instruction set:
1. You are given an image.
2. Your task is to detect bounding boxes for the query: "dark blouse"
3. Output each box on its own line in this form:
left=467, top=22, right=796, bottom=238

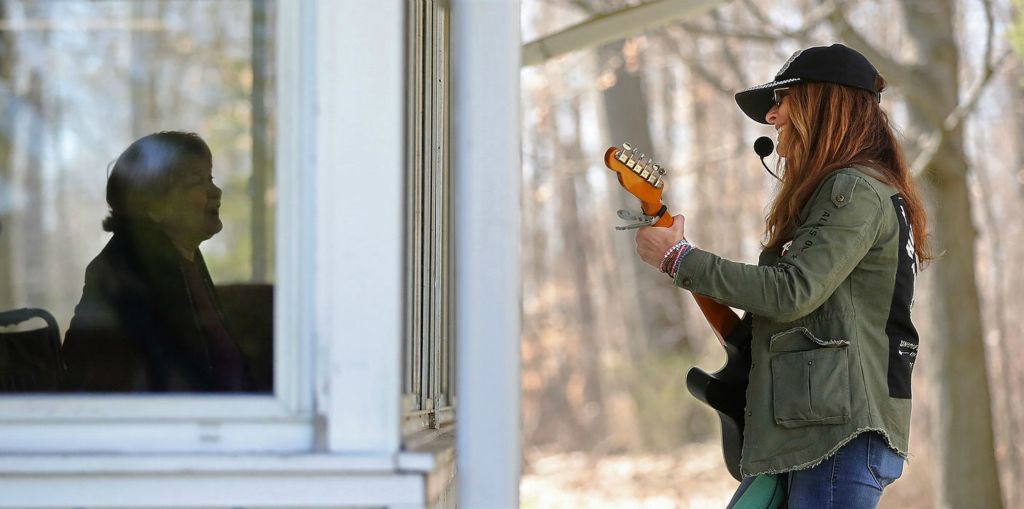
left=181, top=259, right=246, bottom=391
left=62, top=223, right=252, bottom=392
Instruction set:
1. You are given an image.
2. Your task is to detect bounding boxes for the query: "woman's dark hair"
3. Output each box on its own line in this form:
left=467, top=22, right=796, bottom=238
left=102, top=131, right=212, bottom=232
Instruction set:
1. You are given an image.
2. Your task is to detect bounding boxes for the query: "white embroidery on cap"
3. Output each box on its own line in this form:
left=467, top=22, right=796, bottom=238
left=740, top=78, right=800, bottom=93
left=775, top=49, right=804, bottom=79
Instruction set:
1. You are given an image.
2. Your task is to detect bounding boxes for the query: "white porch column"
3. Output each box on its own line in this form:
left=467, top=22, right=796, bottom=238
left=315, top=0, right=405, bottom=452
left=452, top=0, right=522, bottom=507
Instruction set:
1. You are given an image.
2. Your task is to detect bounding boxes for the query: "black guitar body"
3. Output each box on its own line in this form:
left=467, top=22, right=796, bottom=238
left=685, top=314, right=753, bottom=481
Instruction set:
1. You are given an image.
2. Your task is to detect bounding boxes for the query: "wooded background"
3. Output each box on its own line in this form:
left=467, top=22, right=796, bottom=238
left=519, top=1, right=1023, bottom=507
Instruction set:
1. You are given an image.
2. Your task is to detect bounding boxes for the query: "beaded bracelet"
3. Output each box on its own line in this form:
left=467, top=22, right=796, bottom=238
left=669, top=243, right=696, bottom=278
left=659, top=240, right=686, bottom=273
left=660, top=239, right=691, bottom=275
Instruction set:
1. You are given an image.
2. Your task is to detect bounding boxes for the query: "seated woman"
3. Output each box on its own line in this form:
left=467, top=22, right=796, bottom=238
left=62, top=131, right=252, bottom=392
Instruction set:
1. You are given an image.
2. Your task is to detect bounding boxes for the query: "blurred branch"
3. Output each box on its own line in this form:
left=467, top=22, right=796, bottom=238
left=737, top=0, right=772, bottom=29
left=911, top=49, right=1017, bottom=175
left=710, top=9, right=749, bottom=87
left=566, top=0, right=596, bottom=15
left=0, top=19, right=166, bottom=31
left=671, top=0, right=837, bottom=46
left=827, top=4, right=913, bottom=87
left=909, top=0, right=1014, bottom=177
left=522, top=0, right=727, bottom=67
left=981, top=0, right=996, bottom=76
left=741, top=0, right=839, bottom=45
left=675, top=21, right=778, bottom=42
left=659, top=1, right=841, bottom=98
left=662, top=27, right=734, bottom=95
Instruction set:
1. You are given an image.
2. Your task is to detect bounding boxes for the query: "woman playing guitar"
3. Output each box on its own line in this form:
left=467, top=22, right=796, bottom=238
left=634, top=44, right=931, bottom=508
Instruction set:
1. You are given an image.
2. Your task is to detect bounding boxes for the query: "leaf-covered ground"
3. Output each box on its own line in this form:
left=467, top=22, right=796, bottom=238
left=521, top=441, right=934, bottom=508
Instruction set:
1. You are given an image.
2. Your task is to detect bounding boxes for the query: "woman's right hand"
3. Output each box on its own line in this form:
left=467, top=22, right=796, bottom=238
left=634, top=214, right=688, bottom=269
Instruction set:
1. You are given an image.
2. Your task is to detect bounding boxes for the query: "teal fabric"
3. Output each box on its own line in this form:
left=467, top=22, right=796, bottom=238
left=727, top=475, right=786, bottom=509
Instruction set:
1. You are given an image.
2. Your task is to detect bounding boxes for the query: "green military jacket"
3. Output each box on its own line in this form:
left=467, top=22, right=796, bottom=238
left=674, top=166, right=918, bottom=476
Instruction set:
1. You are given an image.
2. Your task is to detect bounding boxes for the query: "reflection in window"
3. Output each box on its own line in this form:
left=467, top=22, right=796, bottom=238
left=0, top=1, right=275, bottom=392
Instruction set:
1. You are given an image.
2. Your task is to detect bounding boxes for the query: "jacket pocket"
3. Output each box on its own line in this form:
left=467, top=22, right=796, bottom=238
left=769, top=327, right=851, bottom=428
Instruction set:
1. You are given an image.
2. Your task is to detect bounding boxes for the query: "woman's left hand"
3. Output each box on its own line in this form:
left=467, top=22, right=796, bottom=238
left=634, top=214, right=688, bottom=269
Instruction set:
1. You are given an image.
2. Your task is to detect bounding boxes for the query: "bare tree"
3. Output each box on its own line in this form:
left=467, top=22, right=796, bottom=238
left=831, top=2, right=1006, bottom=505
left=0, top=1, right=16, bottom=310
left=251, top=0, right=273, bottom=282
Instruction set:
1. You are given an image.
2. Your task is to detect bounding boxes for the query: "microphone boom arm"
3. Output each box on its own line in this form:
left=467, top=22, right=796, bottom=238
left=754, top=136, right=782, bottom=182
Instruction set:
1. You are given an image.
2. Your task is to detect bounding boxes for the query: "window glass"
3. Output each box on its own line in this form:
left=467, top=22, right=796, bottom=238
left=0, top=0, right=275, bottom=393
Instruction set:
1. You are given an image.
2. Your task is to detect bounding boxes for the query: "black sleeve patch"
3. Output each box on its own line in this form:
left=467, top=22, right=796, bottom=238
left=886, top=194, right=919, bottom=399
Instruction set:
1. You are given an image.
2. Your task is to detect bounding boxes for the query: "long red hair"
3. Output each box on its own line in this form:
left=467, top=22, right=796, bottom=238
left=765, top=78, right=932, bottom=264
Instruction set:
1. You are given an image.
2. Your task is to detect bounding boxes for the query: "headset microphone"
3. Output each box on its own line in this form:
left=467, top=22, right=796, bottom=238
left=754, top=136, right=781, bottom=181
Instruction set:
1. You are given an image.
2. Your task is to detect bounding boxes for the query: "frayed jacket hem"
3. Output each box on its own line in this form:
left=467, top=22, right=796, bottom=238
left=739, top=427, right=907, bottom=477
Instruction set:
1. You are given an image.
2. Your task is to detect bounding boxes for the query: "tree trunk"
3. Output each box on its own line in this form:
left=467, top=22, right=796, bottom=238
left=900, top=1, right=1004, bottom=506
left=972, top=118, right=1021, bottom=503
left=598, top=40, right=687, bottom=353
left=130, top=1, right=158, bottom=136
left=557, top=96, right=611, bottom=449
left=577, top=93, right=647, bottom=452
left=21, top=69, right=47, bottom=309
left=0, top=2, right=16, bottom=310
left=250, top=0, right=272, bottom=282
left=526, top=69, right=593, bottom=448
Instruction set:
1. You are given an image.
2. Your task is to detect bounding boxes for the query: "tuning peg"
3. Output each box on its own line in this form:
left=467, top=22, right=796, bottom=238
left=653, top=164, right=665, bottom=175
left=622, top=142, right=633, bottom=151
left=616, top=149, right=630, bottom=163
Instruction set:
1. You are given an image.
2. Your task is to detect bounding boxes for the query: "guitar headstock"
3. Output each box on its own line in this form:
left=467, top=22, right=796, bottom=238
left=604, top=142, right=667, bottom=206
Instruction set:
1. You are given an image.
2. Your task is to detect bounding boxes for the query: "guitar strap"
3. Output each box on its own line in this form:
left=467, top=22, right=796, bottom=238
left=651, top=204, right=668, bottom=223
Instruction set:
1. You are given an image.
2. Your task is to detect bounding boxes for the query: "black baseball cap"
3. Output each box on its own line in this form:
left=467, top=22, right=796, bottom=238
left=735, top=43, right=881, bottom=124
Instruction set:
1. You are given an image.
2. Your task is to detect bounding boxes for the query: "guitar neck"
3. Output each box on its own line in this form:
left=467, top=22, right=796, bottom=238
left=692, top=295, right=742, bottom=347
left=651, top=206, right=739, bottom=344
left=603, top=143, right=742, bottom=344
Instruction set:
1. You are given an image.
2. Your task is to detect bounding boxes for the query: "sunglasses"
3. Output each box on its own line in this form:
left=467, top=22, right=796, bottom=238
left=772, top=87, right=791, bottom=107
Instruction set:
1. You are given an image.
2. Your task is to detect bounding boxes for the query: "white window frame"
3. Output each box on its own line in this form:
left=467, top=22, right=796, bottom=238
left=0, top=0, right=404, bottom=457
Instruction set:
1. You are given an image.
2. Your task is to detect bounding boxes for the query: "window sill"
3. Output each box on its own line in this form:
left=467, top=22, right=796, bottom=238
left=0, top=451, right=434, bottom=508
left=0, top=451, right=401, bottom=474
left=401, top=424, right=456, bottom=505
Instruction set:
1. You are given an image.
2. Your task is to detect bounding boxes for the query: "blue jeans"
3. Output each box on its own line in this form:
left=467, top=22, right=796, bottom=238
left=784, top=431, right=904, bottom=508
left=727, top=432, right=904, bottom=509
